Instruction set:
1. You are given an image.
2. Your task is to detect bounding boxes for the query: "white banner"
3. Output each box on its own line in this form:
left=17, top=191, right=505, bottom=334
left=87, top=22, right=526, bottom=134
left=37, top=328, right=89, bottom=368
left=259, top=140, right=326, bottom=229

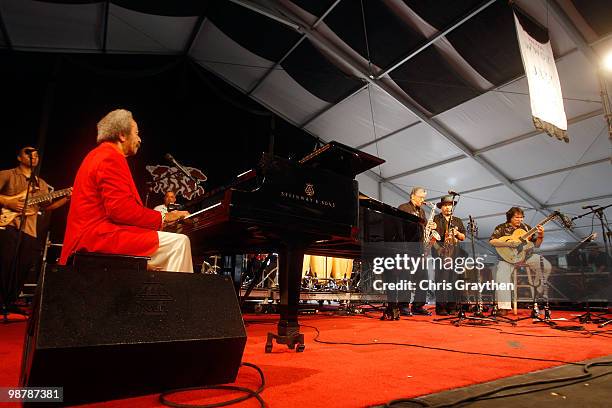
left=514, top=12, right=568, bottom=142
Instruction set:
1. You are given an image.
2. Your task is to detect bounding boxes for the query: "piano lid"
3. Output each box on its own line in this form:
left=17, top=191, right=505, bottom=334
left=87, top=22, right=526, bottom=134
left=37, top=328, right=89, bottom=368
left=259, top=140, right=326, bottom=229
left=358, top=192, right=423, bottom=225
left=299, top=141, right=385, bottom=178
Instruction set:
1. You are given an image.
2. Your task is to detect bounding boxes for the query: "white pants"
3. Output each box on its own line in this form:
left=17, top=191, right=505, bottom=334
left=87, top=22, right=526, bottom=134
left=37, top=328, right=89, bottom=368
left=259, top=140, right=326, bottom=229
left=148, top=231, right=194, bottom=273
left=495, top=254, right=552, bottom=310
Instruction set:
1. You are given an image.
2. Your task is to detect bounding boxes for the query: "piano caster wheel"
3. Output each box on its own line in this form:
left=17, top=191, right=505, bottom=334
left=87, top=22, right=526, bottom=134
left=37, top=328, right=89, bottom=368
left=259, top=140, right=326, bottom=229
left=265, top=331, right=305, bottom=353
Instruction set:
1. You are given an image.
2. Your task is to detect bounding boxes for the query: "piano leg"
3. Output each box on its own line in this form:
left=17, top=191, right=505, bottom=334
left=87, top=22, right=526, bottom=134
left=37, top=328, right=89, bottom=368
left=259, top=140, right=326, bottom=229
left=265, top=243, right=305, bottom=353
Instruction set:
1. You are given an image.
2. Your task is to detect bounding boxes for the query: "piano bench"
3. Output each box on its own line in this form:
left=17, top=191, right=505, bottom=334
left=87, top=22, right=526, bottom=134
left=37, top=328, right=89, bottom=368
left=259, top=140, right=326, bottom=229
left=71, top=252, right=150, bottom=273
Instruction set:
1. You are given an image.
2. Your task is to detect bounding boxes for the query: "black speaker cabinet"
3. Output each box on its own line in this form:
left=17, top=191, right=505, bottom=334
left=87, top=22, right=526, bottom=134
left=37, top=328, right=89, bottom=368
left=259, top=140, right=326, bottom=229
left=20, top=260, right=247, bottom=406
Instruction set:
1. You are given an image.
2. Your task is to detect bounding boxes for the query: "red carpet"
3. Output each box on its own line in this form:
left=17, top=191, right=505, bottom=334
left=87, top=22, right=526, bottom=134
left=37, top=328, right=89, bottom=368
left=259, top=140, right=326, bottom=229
left=1, top=309, right=611, bottom=407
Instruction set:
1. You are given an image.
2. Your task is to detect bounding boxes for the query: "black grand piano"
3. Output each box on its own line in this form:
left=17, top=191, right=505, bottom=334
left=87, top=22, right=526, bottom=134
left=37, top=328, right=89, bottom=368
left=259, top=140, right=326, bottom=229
left=174, top=141, right=422, bottom=352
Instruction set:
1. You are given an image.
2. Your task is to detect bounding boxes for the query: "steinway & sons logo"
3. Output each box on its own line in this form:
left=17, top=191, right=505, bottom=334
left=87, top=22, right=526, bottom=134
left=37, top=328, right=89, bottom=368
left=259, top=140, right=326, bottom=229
left=280, top=182, right=336, bottom=208
left=305, top=183, right=315, bottom=196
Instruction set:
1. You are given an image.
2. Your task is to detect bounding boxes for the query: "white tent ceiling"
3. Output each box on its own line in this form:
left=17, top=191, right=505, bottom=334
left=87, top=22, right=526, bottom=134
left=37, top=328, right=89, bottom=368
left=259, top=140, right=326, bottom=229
left=1, top=0, right=611, bottom=248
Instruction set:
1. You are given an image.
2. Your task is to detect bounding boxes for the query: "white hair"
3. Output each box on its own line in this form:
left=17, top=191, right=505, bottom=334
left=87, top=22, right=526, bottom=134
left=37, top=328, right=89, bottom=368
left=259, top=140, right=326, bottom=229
left=410, top=187, right=426, bottom=197
left=96, top=109, right=133, bottom=144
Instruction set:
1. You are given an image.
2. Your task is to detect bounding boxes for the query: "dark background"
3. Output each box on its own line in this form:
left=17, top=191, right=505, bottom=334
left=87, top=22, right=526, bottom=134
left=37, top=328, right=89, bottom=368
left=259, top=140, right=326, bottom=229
left=0, top=51, right=319, bottom=243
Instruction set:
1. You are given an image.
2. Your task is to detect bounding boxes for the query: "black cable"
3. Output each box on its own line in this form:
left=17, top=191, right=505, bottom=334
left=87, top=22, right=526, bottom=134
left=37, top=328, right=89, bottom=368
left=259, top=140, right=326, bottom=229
left=240, top=316, right=612, bottom=407
left=248, top=306, right=607, bottom=339
left=300, top=324, right=583, bottom=366
left=356, top=309, right=596, bottom=338
left=159, top=362, right=266, bottom=408
left=293, top=321, right=612, bottom=407
left=386, top=361, right=612, bottom=408
left=475, top=365, right=612, bottom=402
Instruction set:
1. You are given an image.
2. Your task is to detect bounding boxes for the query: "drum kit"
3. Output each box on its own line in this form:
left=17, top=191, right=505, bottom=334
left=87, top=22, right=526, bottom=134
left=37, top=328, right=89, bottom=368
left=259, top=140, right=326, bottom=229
left=300, top=255, right=356, bottom=292
left=200, top=255, right=221, bottom=274
left=200, top=253, right=358, bottom=292
left=200, top=254, right=279, bottom=289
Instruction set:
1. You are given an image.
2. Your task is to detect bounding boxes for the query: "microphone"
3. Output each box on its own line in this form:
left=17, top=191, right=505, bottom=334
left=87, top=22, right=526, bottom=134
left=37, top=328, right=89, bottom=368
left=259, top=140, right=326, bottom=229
left=167, top=203, right=184, bottom=211
left=448, top=190, right=460, bottom=196
left=164, top=153, right=198, bottom=183
left=24, top=148, right=37, bottom=156
left=581, top=205, right=598, bottom=209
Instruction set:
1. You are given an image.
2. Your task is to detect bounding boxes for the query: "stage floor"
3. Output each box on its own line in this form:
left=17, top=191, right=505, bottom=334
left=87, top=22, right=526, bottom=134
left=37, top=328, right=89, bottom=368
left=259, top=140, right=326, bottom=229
left=413, top=354, right=612, bottom=407
left=1, top=308, right=611, bottom=407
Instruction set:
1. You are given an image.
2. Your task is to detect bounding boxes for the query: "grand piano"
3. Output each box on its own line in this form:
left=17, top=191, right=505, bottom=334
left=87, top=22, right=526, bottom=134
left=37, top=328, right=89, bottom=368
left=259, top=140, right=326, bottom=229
left=173, top=141, right=422, bottom=352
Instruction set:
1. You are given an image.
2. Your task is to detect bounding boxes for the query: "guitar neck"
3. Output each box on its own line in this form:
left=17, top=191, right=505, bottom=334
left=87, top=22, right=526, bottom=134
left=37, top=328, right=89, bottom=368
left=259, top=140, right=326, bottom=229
left=27, top=188, right=71, bottom=206
left=520, top=213, right=557, bottom=240
left=520, top=227, right=538, bottom=241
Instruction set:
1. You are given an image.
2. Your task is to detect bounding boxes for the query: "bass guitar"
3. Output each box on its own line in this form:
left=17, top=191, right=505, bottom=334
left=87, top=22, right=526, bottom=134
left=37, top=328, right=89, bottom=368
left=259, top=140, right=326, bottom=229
left=0, top=187, right=72, bottom=227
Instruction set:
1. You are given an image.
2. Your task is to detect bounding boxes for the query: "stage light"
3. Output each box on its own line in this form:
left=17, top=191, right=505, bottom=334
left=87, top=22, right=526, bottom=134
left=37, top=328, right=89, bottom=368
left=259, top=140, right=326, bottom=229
left=604, top=52, right=612, bottom=71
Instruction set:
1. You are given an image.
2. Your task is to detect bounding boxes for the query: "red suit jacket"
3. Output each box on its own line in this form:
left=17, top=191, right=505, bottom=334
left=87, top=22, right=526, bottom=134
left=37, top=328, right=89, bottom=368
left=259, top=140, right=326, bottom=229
left=60, top=142, right=162, bottom=264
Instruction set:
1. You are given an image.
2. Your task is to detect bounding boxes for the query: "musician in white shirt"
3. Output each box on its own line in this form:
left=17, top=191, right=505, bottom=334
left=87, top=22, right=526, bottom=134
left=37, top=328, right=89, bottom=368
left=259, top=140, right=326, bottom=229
left=154, top=191, right=177, bottom=217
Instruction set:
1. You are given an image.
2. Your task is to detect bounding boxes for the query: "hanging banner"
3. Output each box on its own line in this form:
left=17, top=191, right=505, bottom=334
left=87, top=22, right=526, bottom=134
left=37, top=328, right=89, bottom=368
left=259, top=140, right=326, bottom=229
left=514, top=12, right=568, bottom=142
left=145, top=165, right=207, bottom=200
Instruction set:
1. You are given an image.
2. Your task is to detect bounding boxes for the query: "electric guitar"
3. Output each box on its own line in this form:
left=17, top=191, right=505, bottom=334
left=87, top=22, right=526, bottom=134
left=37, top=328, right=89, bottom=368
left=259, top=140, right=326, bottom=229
left=495, top=211, right=562, bottom=264
left=0, top=187, right=72, bottom=227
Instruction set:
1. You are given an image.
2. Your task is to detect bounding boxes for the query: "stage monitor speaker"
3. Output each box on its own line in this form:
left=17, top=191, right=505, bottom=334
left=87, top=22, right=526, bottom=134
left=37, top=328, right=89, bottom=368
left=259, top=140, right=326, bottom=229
left=20, top=260, right=247, bottom=406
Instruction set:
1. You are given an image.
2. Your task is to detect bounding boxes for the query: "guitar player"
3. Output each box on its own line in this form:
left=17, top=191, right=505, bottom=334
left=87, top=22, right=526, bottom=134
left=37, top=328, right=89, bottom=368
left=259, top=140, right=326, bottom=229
left=489, top=207, right=551, bottom=315
left=0, top=146, right=68, bottom=315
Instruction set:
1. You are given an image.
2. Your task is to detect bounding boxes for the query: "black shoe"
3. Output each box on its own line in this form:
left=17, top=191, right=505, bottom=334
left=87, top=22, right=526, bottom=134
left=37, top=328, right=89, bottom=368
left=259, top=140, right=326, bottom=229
left=381, top=305, right=401, bottom=320
left=411, top=307, right=432, bottom=316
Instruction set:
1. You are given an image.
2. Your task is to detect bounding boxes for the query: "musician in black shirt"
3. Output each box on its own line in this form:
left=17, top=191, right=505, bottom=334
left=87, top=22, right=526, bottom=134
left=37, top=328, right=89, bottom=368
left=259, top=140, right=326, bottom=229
left=432, top=195, right=466, bottom=315
left=398, top=187, right=435, bottom=316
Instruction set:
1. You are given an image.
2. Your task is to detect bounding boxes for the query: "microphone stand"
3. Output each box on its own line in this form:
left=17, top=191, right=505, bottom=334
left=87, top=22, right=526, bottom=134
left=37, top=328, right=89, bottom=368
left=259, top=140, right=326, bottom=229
left=165, top=154, right=207, bottom=191
left=572, top=204, right=612, bottom=327
left=566, top=235, right=601, bottom=324
left=2, top=157, right=37, bottom=323
left=469, top=216, right=485, bottom=318
left=434, top=198, right=497, bottom=326
left=144, top=182, right=153, bottom=208
left=572, top=204, right=612, bottom=260
left=594, top=205, right=611, bottom=327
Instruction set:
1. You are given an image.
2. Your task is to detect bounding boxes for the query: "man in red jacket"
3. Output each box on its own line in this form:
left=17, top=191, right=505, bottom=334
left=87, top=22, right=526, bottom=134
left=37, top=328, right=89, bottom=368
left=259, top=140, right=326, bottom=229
left=60, top=109, right=193, bottom=272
